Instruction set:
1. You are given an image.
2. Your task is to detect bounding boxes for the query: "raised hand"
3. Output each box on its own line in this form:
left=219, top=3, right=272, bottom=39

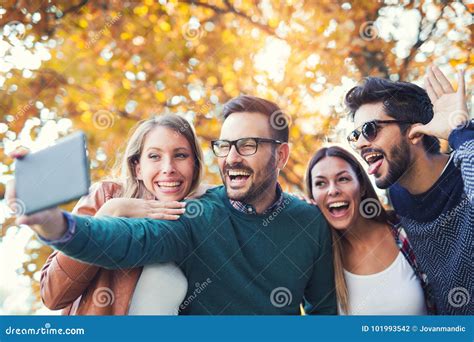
left=409, top=66, right=469, bottom=141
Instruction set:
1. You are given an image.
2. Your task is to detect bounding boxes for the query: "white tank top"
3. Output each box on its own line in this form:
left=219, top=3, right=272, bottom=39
left=340, top=252, right=427, bottom=315
left=128, top=263, right=188, bottom=315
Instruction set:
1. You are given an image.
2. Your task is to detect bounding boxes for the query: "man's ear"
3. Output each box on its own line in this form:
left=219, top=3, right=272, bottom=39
left=276, top=143, right=290, bottom=170
left=407, top=124, right=425, bottom=146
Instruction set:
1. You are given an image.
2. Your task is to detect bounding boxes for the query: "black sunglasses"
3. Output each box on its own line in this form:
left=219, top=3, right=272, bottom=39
left=211, top=137, right=284, bottom=157
left=347, top=120, right=412, bottom=148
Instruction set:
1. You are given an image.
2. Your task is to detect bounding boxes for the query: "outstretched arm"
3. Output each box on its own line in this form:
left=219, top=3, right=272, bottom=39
left=50, top=213, right=192, bottom=269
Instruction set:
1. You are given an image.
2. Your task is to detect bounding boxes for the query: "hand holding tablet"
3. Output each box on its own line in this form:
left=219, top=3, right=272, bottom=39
left=5, top=131, right=91, bottom=240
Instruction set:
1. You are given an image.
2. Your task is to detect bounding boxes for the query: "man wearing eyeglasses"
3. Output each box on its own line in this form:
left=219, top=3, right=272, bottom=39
left=345, top=66, right=473, bottom=315
left=9, top=95, right=336, bottom=315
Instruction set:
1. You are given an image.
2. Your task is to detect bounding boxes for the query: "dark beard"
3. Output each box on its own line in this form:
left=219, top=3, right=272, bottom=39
left=225, top=153, right=278, bottom=203
left=375, top=140, right=411, bottom=189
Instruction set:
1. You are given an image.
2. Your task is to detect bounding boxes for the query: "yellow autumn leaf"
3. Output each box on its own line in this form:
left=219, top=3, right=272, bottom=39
left=159, top=21, right=171, bottom=32
left=79, top=19, right=88, bottom=28
left=134, top=5, right=149, bottom=16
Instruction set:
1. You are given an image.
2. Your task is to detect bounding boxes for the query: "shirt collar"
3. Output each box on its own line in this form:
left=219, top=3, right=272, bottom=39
left=229, top=183, right=284, bottom=215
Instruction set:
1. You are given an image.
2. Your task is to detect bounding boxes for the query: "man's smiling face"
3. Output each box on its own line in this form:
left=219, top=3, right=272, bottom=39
left=217, top=112, right=279, bottom=203
left=353, top=102, right=412, bottom=189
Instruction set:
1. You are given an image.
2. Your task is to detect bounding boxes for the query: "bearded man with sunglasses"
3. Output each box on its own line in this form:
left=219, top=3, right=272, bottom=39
left=7, top=95, right=336, bottom=315
left=345, top=66, right=473, bottom=315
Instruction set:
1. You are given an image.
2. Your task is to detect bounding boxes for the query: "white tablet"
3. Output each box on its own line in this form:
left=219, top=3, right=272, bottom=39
left=15, top=131, right=91, bottom=215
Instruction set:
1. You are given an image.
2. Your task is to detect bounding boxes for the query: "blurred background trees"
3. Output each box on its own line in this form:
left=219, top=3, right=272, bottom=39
left=0, top=0, right=472, bottom=313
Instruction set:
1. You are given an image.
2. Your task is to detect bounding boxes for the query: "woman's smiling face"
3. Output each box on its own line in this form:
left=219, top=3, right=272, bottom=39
left=135, top=126, right=195, bottom=202
left=311, top=156, right=362, bottom=230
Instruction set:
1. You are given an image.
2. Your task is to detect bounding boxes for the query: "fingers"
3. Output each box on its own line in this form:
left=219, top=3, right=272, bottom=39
left=15, top=216, right=30, bottom=225
left=146, top=206, right=186, bottom=220
left=9, top=147, right=30, bottom=159
left=457, top=69, right=465, bottom=95
left=155, top=208, right=186, bottom=215
left=292, top=193, right=314, bottom=204
left=15, top=208, right=58, bottom=226
left=431, top=66, right=454, bottom=93
left=5, top=179, right=16, bottom=204
left=16, top=208, right=67, bottom=240
left=16, top=215, right=39, bottom=226
left=294, top=193, right=318, bottom=206
left=426, top=67, right=445, bottom=98
left=424, top=77, right=438, bottom=103
left=150, top=201, right=186, bottom=209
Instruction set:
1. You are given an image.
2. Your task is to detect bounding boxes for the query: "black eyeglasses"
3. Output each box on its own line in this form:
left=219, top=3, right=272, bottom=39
left=347, top=120, right=412, bottom=148
left=211, top=137, right=284, bottom=157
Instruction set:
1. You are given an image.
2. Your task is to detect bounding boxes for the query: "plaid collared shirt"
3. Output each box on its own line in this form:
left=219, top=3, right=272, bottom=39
left=390, top=222, right=437, bottom=315
left=229, top=183, right=284, bottom=215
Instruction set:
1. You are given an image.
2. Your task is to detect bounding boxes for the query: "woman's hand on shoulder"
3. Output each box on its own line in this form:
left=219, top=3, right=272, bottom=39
left=292, top=193, right=318, bottom=206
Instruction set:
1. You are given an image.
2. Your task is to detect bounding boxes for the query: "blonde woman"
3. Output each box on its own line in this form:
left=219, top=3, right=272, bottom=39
left=39, top=115, right=205, bottom=315
left=305, top=146, right=435, bottom=315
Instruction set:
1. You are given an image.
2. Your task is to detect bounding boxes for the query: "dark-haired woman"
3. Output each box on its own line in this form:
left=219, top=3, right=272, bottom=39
left=305, top=146, right=435, bottom=315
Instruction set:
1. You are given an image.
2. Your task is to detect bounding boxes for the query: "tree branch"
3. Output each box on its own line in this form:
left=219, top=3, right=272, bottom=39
left=182, top=0, right=277, bottom=36
left=398, top=1, right=449, bottom=80
left=59, top=0, right=90, bottom=18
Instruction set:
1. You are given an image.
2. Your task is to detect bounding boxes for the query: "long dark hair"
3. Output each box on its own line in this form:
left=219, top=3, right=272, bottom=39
left=305, top=146, right=391, bottom=314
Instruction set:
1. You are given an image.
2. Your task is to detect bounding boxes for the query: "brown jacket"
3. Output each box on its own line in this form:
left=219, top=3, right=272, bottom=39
left=40, top=181, right=143, bottom=315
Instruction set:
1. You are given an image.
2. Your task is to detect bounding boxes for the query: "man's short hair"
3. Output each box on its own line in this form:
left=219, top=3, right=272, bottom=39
left=222, top=95, right=289, bottom=143
left=345, top=77, right=440, bottom=154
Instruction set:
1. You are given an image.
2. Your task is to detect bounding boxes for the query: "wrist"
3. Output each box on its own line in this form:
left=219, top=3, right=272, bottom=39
left=448, top=119, right=474, bottom=149
left=111, top=198, right=129, bottom=217
left=96, top=198, right=125, bottom=217
left=37, top=211, right=72, bottom=242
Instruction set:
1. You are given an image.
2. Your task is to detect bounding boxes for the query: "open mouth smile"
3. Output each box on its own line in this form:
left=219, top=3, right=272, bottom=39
left=327, top=201, right=350, bottom=218
left=363, top=151, right=384, bottom=175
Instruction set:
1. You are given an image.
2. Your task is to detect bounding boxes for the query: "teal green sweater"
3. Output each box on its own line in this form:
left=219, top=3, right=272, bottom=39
left=53, top=186, right=336, bottom=315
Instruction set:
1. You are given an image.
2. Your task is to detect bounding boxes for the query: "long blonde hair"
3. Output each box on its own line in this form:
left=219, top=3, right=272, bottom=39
left=305, top=146, right=390, bottom=314
left=110, top=115, right=204, bottom=199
